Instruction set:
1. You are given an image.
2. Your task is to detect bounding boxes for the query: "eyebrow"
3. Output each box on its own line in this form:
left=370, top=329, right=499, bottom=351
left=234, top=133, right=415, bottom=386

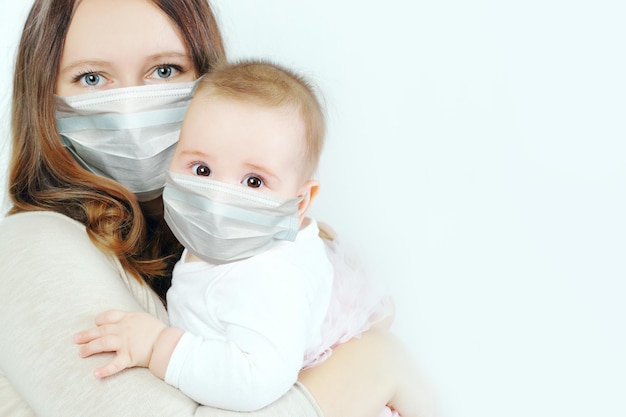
left=179, top=150, right=210, bottom=159
left=146, top=52, right=193, bottom=63
left=243, top=162, right=280, bottom=184
left=58, top=59, right=112, bottom=75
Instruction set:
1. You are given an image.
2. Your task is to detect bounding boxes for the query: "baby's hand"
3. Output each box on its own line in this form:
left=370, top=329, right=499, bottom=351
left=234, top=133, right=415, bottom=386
left=74, top=310, right=166, bottom=378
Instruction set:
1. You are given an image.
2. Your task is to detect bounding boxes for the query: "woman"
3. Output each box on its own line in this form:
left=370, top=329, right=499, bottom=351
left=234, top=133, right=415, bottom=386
left=0, top=0, right=434, bottom=416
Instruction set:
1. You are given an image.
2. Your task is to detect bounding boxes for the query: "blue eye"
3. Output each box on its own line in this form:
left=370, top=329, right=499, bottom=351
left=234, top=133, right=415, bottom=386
left=79, top=73, right=102, bottom=87
left=244, top=176, right=264, bottom=189
left=154, top=65, right=175, bottom=79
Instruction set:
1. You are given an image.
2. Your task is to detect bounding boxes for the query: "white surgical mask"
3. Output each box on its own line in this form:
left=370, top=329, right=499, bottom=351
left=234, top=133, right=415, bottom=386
left=163, top=171, right=302, bottom=264
left=55, top=80, right=199, bottom=201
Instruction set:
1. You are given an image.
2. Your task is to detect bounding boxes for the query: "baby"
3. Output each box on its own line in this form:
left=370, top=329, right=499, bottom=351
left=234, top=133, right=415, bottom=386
left=76, top=60, right=411, bottom=415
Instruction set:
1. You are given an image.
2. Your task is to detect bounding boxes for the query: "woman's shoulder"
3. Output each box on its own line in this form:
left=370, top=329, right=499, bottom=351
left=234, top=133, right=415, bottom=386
left=0, top=210, right=87, bottom=240
left=0, top=210, right=169, bottom=320
left=0, top=211, right=106, bottom=267
left=0, top=210, right=108, bottom=271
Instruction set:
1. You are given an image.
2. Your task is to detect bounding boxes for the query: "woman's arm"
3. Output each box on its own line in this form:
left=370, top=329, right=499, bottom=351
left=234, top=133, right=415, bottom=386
left=0, top=212, right=199, bottom=416
left=0, top=371, right=35, bottom=417
left=299, top=328, right=439, bottom=417
left=0, top=211, right=323, bottom=417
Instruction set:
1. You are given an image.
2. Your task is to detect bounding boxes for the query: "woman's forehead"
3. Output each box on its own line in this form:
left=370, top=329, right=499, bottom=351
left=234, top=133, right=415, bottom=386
left=61, top=0, right=187, bottom=66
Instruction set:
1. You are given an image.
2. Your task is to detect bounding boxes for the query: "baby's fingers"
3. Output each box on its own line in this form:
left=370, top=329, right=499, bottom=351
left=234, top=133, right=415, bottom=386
left=76, top=334, right=121, bottom=358
left=93, top=355, right=131, bottom=379
left=74, top=326, right=104, bottom=345
left=95, top=310, right=128, bottom=326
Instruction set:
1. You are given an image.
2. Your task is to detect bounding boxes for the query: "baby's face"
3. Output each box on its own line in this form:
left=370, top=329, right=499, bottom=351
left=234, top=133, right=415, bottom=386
left=170, top=94, right=307, bottom=199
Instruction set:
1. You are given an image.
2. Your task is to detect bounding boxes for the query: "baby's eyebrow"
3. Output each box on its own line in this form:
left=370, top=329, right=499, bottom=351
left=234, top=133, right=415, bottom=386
left=179, top=150, right=210, bottom=159
left=243, top=162, right=279, bottom=183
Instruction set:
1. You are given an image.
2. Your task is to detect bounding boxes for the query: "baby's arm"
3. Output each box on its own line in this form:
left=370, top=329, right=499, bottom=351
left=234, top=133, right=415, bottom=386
left=74, top=263, right=315, bottom=412
left=74, top=310, right=183, bottom=379
left=164, top=258, right=325, bottom=411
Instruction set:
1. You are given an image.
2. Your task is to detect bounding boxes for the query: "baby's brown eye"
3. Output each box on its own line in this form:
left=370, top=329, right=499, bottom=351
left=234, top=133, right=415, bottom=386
left=245, top=176, right=263, bottom=188
left=194, top=164, right=210, bottom=176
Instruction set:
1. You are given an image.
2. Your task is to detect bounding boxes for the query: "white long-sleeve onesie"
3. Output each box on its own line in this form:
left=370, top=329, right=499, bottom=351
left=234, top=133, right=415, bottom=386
left=165, top=219, right=334, bottom=411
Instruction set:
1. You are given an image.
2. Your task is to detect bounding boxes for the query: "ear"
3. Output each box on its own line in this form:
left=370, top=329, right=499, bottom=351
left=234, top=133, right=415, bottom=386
left=296, top=179, right=319, bottom=225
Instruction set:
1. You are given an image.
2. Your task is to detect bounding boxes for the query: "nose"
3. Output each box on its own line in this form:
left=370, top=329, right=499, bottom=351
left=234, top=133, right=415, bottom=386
left=117, top=73, right=146, bottom=89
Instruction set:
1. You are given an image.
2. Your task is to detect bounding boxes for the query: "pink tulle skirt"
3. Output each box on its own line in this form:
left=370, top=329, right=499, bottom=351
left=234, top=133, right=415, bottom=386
left=380, top=406, right=401, bottom=417
left=303, top=235, right=395, bottom=369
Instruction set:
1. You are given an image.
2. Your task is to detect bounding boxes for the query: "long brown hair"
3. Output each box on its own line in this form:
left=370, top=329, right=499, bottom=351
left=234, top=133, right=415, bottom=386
left=9, top=0, right=225, bottom=299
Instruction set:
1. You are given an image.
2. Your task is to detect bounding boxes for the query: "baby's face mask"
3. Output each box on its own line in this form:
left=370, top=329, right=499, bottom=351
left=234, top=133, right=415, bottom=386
left=163, top=171, right=302, bottom=264
left=55, top=79, right=200, bottom=202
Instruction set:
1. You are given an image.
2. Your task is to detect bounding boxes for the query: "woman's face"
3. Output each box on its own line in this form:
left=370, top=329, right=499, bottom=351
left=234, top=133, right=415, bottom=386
left=56, top=0, right=197, bottom=96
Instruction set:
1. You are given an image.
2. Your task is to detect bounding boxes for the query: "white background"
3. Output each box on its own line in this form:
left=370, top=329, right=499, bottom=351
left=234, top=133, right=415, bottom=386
left=1, top=1, right=625, bottom=416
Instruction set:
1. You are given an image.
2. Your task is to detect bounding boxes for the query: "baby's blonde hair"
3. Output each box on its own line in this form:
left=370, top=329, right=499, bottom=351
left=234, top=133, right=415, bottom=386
left=197, top=59, right=326, bottom=179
